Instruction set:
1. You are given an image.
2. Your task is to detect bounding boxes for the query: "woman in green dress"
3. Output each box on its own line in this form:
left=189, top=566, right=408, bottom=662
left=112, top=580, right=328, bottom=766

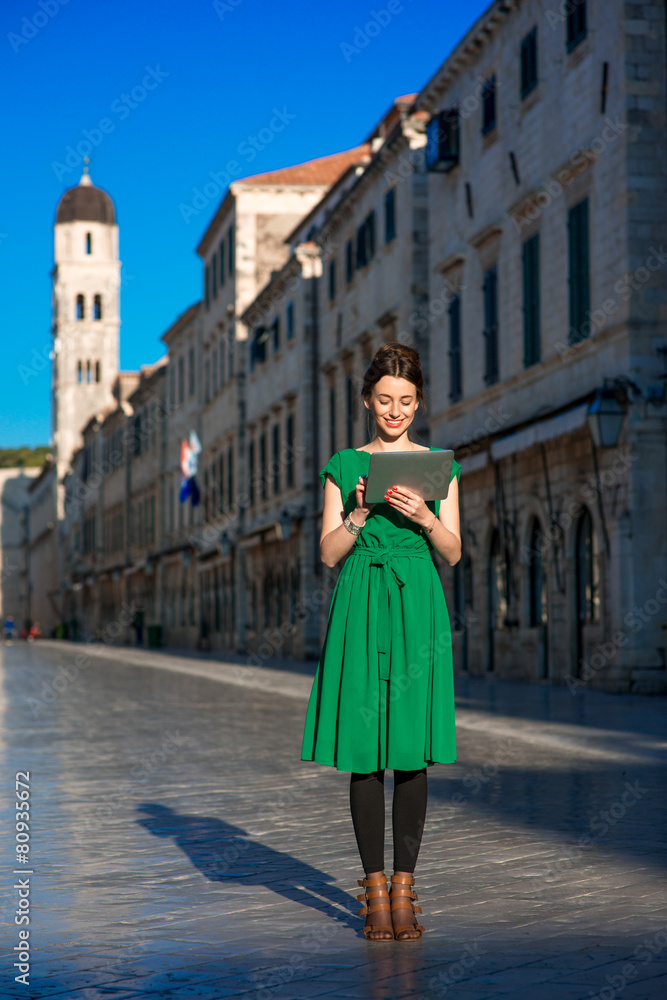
left=301, top=343, right=462, bottom=941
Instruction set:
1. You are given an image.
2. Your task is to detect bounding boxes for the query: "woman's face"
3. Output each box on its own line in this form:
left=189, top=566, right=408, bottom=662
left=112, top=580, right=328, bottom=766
left=364, top=376, right=419, bottom=436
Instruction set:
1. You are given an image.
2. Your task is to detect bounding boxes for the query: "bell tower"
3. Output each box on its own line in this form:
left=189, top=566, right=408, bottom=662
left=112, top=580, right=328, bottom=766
left=52, top=158, right=120, bottom=477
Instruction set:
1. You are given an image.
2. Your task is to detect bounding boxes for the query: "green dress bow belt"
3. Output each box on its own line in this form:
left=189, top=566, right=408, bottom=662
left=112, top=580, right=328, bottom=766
left=351, top=545, right=433, bottom=682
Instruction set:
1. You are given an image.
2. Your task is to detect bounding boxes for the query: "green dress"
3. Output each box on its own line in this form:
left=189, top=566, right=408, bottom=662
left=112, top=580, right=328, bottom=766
left=300, top=447, right=462, bottom=773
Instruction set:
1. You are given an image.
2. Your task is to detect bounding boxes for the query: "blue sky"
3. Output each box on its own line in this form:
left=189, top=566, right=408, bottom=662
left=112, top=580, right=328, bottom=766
left=1, top=0, right=491, bottom=448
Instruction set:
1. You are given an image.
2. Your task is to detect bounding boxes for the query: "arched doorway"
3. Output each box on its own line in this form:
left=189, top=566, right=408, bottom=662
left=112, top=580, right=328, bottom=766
left=527, top=517, right=549, bottom=678
left=487, top=528, right=507, bottom=672
left=575, top=507, right=600, bottom=678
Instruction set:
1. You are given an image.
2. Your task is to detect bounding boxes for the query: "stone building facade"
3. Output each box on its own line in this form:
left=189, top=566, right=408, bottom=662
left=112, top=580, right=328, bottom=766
left=413, top=0, right=667, bottom=692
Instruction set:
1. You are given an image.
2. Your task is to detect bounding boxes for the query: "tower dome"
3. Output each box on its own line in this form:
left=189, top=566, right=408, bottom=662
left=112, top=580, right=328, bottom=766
left=55, top=163, right=115, bottom=225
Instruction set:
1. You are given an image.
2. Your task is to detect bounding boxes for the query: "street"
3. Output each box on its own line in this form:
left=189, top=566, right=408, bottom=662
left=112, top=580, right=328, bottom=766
left=3, top=639, right=667, bottom=1000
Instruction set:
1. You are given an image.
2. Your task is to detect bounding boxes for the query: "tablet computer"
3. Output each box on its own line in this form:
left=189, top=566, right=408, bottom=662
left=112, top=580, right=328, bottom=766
left=364, top=449, right=455, bottom=503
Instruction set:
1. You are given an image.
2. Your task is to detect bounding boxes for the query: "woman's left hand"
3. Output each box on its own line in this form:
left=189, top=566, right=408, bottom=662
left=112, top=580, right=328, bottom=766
left=383, top=485, right=432, bottom=527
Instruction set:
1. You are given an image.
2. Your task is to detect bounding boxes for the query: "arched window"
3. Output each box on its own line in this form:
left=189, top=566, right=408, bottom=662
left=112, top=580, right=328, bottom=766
left=85, top=232, right=92, bottom=254
left=489, top=528, right=508, bottom=631
left=76, top=294, right=85, bottom=320
left=95, top=360, right=101, bottom=383
left=576, top=508, right=600, bottom=624
left=93, top=294, right=102, bottom=320
left=77, top=360, right=82, bottom=383
left=86, top=360, right=91, bottom=384
left=528, top=518, right=548, bottom=626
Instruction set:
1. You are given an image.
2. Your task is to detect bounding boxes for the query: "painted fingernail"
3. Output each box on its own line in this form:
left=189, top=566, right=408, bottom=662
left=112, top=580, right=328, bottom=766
left=392, top=485, right=397, bottom=489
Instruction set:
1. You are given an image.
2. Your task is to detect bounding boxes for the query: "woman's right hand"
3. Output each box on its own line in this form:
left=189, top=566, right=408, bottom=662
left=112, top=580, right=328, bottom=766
left=354, top=474, right=374, bottom=519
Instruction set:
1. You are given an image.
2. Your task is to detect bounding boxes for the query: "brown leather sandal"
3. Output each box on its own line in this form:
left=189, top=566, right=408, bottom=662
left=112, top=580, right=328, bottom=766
left=356, top=872, right=394, bottom=940
left=390, top=873, right=425, bottom=940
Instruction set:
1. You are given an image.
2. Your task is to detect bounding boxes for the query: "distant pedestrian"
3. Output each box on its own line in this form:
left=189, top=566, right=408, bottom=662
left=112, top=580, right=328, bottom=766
left=3, top=615, right=16, bottom=641
left=301, top=343, right=462, bottom=941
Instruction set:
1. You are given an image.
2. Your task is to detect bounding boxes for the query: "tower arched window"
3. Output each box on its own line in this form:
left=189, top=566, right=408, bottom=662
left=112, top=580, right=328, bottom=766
left=86, top=232, right=92, bottom=254
left=93, top=294, right=102, bottom=320
left=86, top=360, right=91, bottom=384
left=76, top=294, right=85, bottom=320
left=77, top=360, right=82, bottom=383
left=95, top=360, right=101, bottom=383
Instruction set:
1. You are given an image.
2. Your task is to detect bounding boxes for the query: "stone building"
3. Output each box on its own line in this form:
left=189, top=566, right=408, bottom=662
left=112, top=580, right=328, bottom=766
left=191, top=145, right=373, bottom=655
left=0, top=467, right=40, bottom=631
left=415, top=0, right=667, bottom=692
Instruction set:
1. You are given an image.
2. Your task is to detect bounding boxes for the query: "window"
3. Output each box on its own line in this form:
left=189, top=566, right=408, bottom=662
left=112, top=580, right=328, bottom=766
left=93, top=294, right=102, bottom=320
left=205, top=263, right=210, bottom=310
left=227, top=443, right=233, bottom=509
left=218, top=452, right=225, bottom=512
left=345, top=374, right=353, bottom=449
left=355, top=211, right=375, bottom=269
left=272, top=424, right=279, bottom=494
left=169, top=364, right=175, bottom=407
left=228, top=333, right=234, bottom=378
left=188, top=344, right=195, bottom=395
left=522, top=233, right=540, bottom=366
left=448, top=293, right=462, bottom=402
left=286, top=301, right=294, bottom=339
left=77, top=360, right=82, bottom=383
left=481, top=75, right=497, bottom=134
left=86, top=359, right=92, bottom=384
left=260, top=432, right=267, bottom=500
left=528, top=518, right=548, bottom=627
left=178, top=355, right=184, bottom=404
left=205, top=358, right=210, bottom=404
left=345, top=239, right=354, bottom=282
left=426, top=107, right=460, bottom=171
left=271, top=316, right=280, bottom=351
left=483, top=265, right=499, bottom=385
left=212, top=348, right=218, bottom=396
left=95, top=360, right=101, bottom=383
left=250, top=326, right=268, bottom=370
left=212, top=252, right=218, bottom=298
left=85, top=232, right=92, bottom=254
left=76, top=294, right=85, bottom=320
left=568, top=198, right=590, bottom=344
left=328, top=259, right=336, bottom=301
left=228, top=224, right=234, bottom=274
left=520, top=27, right=538, bottom=98
left=219, top=240, right=225, bottom=286
left=204, top=468, right=210, bottom=521
left=248, top=440, right=254, bottom=506
left=286, top=413, right=294, bottom=488
left=566, top=0, right=586, bottom=52
left=384, top=188, right=396, bottom=243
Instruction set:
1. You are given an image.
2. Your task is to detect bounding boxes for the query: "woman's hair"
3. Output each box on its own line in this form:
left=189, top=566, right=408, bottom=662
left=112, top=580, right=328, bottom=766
left=361, top=342, right=427, bottom=441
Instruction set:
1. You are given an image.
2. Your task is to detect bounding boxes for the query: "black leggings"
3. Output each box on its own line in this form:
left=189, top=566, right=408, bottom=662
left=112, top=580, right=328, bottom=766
left=349, top=767, right=427, bottom=874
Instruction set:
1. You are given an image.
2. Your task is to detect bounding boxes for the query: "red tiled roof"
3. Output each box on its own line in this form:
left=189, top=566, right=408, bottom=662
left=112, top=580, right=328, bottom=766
left=240, top=143, right=372, bottom=187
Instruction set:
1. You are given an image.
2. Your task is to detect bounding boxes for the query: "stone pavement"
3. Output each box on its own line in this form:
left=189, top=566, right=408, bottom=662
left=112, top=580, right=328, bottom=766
left=2, top=638, right=666, bottom=1000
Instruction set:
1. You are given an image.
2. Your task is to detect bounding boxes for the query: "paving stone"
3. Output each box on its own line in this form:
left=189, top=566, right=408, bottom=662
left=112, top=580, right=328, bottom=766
left=3, top=641, right=666, bottom=1000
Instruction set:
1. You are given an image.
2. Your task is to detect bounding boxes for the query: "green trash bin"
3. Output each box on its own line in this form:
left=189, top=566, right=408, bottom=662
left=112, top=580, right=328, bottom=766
left=147, top=625, right=162, bottom=648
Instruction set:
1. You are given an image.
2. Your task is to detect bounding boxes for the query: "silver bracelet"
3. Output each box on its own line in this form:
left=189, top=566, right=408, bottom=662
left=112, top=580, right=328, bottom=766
left=343, top=512, right=363, bottom=536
